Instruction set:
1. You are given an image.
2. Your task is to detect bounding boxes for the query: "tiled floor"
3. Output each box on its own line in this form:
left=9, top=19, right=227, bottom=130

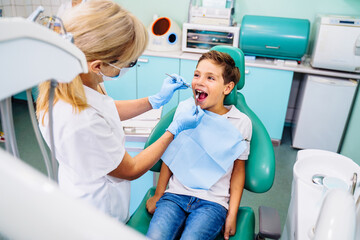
left=1, top=99, right=299, bottom=237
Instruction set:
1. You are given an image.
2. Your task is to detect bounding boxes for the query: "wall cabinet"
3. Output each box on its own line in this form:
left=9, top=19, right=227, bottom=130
left=242, top=66, right=293, bottom=141
left=104, top=67, right=137, bottom=101
left=104, top=55, right=180, bottom=117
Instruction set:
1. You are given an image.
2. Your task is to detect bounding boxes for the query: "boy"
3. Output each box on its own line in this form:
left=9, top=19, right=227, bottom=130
left=146, top=50, right=252, bottom=240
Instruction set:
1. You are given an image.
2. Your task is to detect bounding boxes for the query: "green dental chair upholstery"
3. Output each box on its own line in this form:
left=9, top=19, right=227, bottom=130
left=126, top=46, right=277, bottom=239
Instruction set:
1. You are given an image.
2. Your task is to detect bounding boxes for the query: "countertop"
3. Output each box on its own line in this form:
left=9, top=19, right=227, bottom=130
left=143, top=50, right=360, bottom=80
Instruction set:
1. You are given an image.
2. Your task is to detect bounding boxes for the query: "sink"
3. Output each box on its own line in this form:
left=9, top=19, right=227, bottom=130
left=294, top=149, right=360, bottom=191
left=282, top=149, right=360, bottom=240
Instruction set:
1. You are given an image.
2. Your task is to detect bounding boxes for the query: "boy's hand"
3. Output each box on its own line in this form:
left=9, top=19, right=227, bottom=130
left=146, top=195, right=162, bottom=214
left=223, top=213, right=237, bottom=240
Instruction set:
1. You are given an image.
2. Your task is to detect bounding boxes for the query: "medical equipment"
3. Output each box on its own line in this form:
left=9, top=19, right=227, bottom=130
left=239, top=15, right=310, bottom=61
left=147, top=16, right=181, bottom=52
left=195, top=92, right=199, bottom=115
left=311, top=189, right=356, bottom=240
left=311, top=15, right=360, bottom=73
left=282, top=149, right=360, bottom=240
left=187, top=0, right=235, bottom=26
left=182, top=23, right=240, bottom=53
left=292, top=74, right=357, bottom=152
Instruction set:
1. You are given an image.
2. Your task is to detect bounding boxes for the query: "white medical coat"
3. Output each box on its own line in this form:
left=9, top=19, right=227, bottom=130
left=39, top=85, right=130, bottom=222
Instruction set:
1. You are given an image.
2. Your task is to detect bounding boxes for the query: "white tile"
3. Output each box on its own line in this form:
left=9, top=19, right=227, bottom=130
left=41, top=0, right=51, bottom=6
left=42, top=6, right=51, bottom=15
left=3, top=5, right=11, bottom=16
left=51, top=0, right=59, bottom=6
left=31, top=0, right=41, bottom=5
left=2, top=0, right=11, bottom=6
left=51, top=5, right=59, bottom=15
left=32, top=5, right=40, bottom=11
left=24, top=0, right=32, bottom=5
left=25, top=4, right=32, bottom=15
left=15, top=5, right=26, bottom=16
left=46, top=5, right=55, bottom=14
left=0, top=0, right=3, bottom=6
left=14, top=0, right=24, bottom=5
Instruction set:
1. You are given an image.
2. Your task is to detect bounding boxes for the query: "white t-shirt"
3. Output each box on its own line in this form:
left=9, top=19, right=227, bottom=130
left=39, top=85, right=130, bottom=222
left=165, top=105, right=252, bottom=209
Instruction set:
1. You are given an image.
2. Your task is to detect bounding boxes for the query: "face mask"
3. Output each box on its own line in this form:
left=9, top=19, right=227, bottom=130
left=99, top=67, right=130, bottom=81
left=99, top=60, right=137, bottom=81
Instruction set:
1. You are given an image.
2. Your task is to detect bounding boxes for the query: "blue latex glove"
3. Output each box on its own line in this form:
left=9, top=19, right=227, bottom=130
left=148, top=74, right=189, bottom=109
left=167, top=103, right=204, bottom=138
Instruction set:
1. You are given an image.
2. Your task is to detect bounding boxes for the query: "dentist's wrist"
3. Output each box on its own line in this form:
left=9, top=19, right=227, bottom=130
left=148, top=95, right=163, bottom=109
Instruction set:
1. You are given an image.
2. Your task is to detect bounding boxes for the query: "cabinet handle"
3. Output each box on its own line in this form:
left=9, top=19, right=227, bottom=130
left=138, top=58, right=149, bottom=63
left=245, top=69, right=250, bottom=75
left=265, top=45, right=280, bottom=49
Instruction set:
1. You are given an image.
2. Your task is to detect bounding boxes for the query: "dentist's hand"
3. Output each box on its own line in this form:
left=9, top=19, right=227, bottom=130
left=167, top=104, right=204, bottom=138
left=148, top=74, right=189, bottom=109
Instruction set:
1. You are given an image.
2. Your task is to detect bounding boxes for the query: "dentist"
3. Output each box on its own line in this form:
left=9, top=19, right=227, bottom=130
left=36, top=0, right=202, bottom=223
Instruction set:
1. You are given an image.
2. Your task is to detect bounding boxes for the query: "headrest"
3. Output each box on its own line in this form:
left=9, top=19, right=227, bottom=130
left=210, top=46, right=245, bottom=105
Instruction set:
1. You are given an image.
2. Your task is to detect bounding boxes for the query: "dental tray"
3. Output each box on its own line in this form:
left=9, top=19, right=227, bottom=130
left=122, top=108, right=162, bottom=136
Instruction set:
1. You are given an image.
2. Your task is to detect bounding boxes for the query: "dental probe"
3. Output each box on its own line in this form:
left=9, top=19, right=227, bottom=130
left=165, top=73, right=191, bottom=88
left=195, top=93, right=199, bottom=115
left=165, top=73, right=198, bottom=115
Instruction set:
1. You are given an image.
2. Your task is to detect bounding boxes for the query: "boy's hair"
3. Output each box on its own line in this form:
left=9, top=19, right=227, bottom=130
left=197, top=50, right=240, bottom=86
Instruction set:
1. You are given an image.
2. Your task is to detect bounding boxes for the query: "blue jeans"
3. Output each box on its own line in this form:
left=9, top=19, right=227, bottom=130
left=146, top=193, right=227, bottom=240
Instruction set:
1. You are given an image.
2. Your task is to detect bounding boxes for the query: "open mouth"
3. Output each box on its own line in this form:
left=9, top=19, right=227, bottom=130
left=195, top=89, right=208, bottom=102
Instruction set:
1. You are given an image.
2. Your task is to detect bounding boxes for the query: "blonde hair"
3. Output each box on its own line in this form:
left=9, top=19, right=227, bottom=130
left=36, top=0, right=148, bottom=123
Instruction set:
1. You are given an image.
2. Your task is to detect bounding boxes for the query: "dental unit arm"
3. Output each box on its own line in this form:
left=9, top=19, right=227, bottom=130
left=0, top=14, right=88, bottom=179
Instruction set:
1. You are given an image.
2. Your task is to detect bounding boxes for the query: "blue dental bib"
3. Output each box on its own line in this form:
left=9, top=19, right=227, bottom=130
left=162, top=99, right=247, bottom=190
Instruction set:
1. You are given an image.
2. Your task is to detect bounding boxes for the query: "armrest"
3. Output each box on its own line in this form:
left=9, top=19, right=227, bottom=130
left=230, top=207, right=255, bottom=240
left=215, top=206, right=255, bottom=240
left=126, top=187, right=156, bottom=235
left=257, top=206, right=281, bottom=240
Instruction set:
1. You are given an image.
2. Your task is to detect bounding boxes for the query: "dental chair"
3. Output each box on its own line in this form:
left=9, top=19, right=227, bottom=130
left=126, top=46, right=279, bottom=240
